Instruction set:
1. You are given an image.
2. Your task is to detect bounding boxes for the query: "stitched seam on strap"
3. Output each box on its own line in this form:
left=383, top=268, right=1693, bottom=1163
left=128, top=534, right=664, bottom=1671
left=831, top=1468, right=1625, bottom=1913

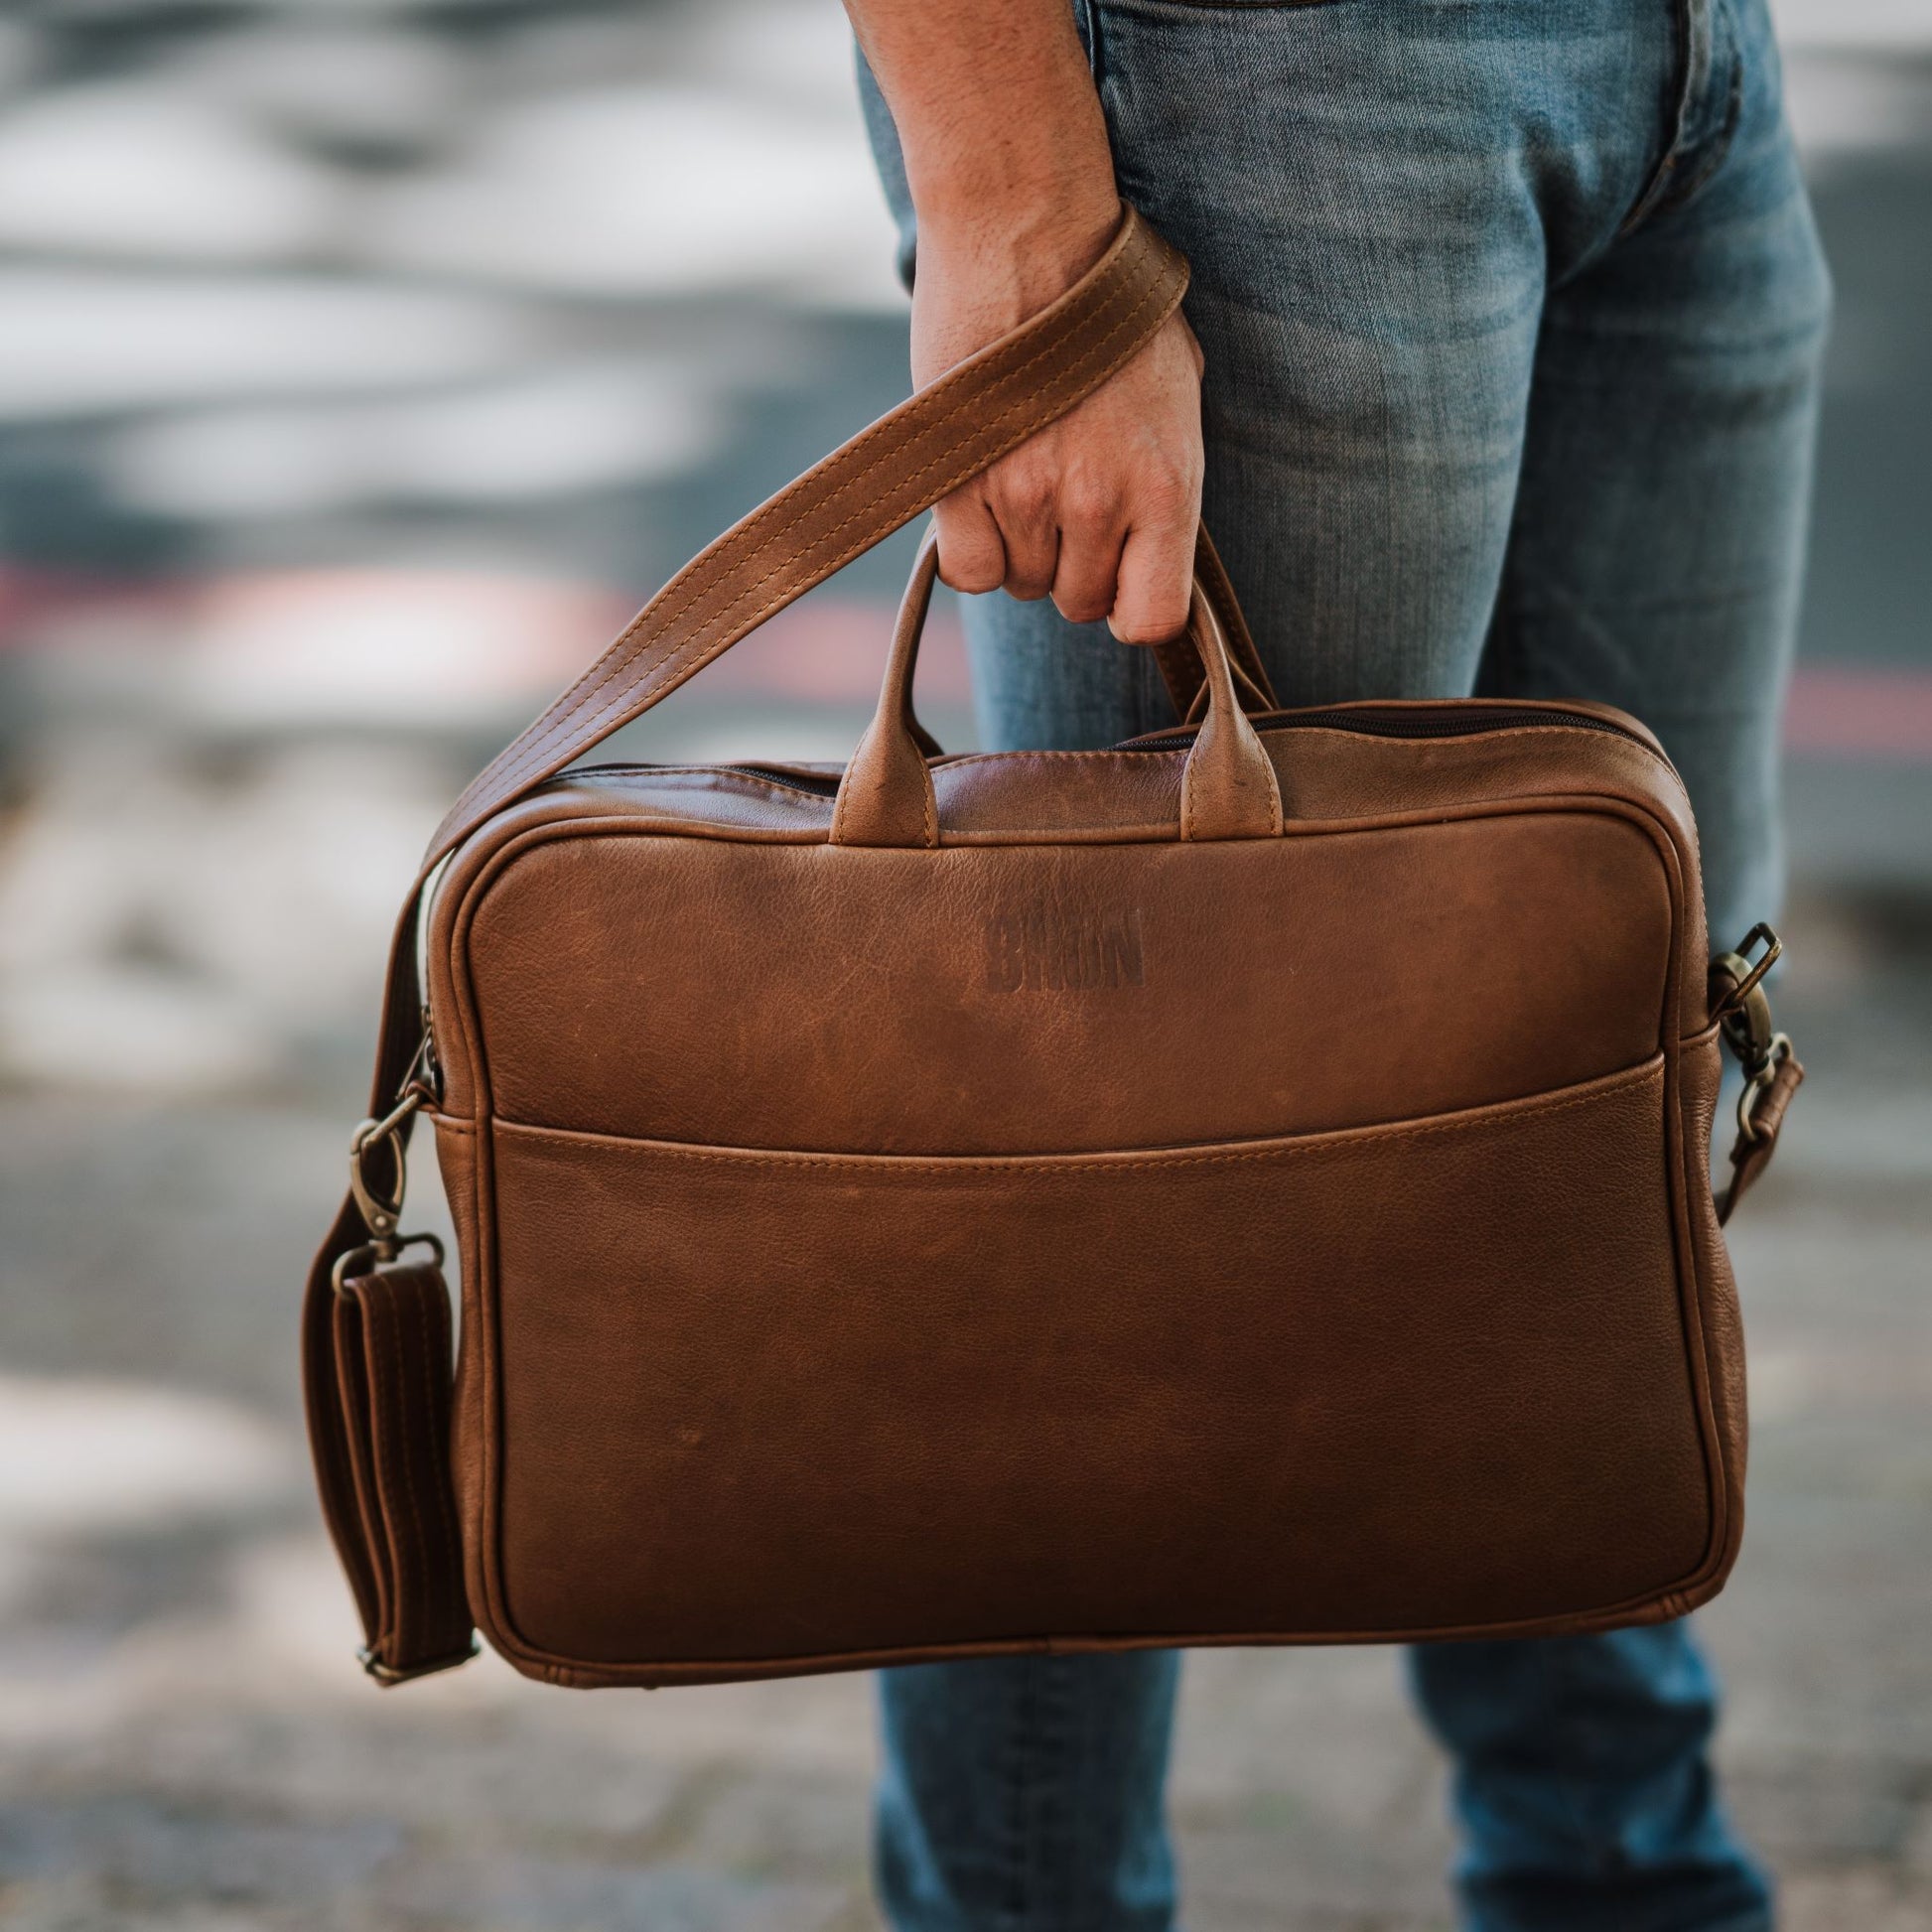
left=458, top=232, right=1173, bottom=816
left=481, top=272, right=1159, bottom=799
left=620, top=224, right=1159, bottom=657
left=368, top=1284, right=424, bottom=1657
left=475, top=256, right=1165, bottom=804
left=410, top=1285, right=463, bottom=1644
left=479, top=224, right=1156, bottom=792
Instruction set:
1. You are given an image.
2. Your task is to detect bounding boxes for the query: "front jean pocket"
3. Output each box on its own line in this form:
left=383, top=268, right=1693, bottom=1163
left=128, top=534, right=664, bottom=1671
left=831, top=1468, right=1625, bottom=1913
left=479, top=1054, right=1714, bottom=1675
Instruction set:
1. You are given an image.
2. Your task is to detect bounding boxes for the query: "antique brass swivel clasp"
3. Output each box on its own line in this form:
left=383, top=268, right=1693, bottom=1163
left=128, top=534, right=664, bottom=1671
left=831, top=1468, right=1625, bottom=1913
left=334, top=1053, right=446, bottom=1293
left=1709, top=921, right=1794, bottom=1147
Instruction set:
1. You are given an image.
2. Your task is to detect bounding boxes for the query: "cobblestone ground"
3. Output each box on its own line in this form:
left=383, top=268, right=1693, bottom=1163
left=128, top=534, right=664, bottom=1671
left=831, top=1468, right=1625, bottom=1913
left=0, top=882, right=1926, bottom=1932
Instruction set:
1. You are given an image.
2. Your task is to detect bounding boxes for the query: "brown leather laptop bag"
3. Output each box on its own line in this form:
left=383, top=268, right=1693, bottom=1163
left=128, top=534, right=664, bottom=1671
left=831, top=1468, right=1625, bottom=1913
left=303, top=207, right=1803, bottom=1688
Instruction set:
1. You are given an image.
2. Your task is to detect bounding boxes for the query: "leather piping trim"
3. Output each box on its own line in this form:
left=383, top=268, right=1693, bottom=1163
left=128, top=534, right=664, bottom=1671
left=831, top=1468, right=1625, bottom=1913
left=504, top=1590, right=1715, bottom=1690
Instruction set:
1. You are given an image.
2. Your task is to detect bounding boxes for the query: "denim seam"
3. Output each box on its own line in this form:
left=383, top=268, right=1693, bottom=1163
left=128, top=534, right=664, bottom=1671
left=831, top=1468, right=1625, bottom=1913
left=996, top=1664, right=1035, bottom=1929
left=1617, top=0, right=1701, bottom=240
left=1537, top=1636, right=1609, bottom=1874
left=1618, top=0, right=1746, bottom=243
left=1034, top=1660, right=1074, bottom=1929
left=1647, top=23, right=1746, bottom=227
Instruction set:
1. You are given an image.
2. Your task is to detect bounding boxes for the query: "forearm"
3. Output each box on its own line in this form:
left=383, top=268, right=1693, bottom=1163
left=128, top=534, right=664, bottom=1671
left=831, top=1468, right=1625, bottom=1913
left=845, top=0, right=1201, bottom=645
left=847, top=0, right=1121, bottom=302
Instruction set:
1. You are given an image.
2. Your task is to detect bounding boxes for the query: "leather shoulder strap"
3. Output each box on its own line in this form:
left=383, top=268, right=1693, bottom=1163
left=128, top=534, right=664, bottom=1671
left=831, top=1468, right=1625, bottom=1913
left=303, top=204, right=1194, bottom=1678
left=428, top=204, right=1191, bottom=867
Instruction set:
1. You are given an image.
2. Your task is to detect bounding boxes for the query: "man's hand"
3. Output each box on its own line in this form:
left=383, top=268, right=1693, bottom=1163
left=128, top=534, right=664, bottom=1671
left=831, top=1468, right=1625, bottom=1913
left=914, top=223, right=1204, bottom=643
left=847, top=0, right=1204, bottom=644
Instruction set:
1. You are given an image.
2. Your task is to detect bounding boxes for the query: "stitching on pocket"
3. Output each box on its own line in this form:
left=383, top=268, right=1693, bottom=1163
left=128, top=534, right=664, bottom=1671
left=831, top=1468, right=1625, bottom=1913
left=494, top=1055, right=1664, bottom=1174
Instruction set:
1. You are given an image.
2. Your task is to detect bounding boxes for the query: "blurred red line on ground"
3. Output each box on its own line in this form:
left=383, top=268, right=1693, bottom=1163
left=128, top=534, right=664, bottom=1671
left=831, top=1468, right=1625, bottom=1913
left=703, top=597, right=972, bottom=705
left=0, top=568, right=973, bottom=710
left=1784, top=665, right=1932, bottom=760
left=5, top=569, right=1924, bottom=757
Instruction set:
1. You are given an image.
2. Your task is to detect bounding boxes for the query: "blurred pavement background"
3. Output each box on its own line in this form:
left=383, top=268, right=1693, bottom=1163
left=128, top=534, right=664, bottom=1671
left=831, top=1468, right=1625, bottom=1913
left=0, top=2, right=1927, bottom=1928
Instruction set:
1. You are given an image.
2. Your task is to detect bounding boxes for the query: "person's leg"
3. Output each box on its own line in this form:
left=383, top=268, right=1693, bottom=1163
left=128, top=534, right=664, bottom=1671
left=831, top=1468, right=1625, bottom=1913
left=1411, top=6, right=1829, bottom=1931
left=960, top=0, right=1578, bottom=744
left=1409, top=1631, right=1768, bottom=1932
left=1477, top=0, right=1833, bottom=943
left=866, top=0, right=1676, bottom=750
left=875, top=1652, right=1180, bottom=1932
left=861, top=5, right=1576, bottom=1901
left=857, top=2, right=1818, bottom=1927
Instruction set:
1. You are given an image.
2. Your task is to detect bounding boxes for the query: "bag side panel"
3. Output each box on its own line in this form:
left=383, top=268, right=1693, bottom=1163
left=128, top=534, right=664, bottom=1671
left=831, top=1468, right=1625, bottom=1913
left=1662, top=1025, right=1749, bottom=1615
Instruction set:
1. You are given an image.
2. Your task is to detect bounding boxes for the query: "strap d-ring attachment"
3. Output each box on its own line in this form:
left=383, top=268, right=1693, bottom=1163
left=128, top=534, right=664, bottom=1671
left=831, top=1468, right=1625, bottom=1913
left=1710, top=922, right=1787, bottom=1121
left=337, top=1081, right=445, bottom=1291
left=347, top=1087, right=421, bottom=1245
left=1709, top=922, right=1804, bottom=1224
left=1710, top=920, right=1780, bottom=1047
left=1733, top=1030, right=1795, bottom=1147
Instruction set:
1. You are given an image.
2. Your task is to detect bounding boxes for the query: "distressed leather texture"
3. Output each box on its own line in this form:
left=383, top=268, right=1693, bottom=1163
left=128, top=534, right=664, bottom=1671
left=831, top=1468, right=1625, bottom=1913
left=303, top=205, right=1786, bottom=1690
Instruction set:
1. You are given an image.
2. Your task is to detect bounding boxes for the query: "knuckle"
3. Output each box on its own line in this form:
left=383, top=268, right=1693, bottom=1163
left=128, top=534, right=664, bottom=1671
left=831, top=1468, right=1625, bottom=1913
left=1059, top=466, right=1121, bottom=531
left=937, top=537, right=1002, bottom=596
left=1136, top=464, right=1194, bottom=520
left=992, top=458, right=1056, bottom=527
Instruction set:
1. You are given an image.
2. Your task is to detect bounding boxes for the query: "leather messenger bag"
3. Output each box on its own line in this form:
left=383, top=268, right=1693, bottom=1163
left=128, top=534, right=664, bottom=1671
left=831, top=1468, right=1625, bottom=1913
left=304, top=206, right=1804, bottom=1689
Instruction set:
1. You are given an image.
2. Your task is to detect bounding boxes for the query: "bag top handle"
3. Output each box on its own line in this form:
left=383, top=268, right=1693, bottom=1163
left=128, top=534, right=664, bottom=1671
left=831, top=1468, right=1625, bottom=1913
left=829, top=527, right=1282, bottom=847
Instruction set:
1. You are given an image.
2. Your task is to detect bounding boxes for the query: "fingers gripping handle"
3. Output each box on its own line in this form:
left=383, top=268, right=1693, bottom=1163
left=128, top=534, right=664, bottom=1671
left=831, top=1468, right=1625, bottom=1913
left=831, top=528, right=1284, bottom=846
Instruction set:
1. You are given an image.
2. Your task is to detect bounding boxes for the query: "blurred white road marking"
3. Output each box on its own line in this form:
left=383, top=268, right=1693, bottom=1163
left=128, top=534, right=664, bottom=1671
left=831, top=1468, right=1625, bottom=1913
left=0, top=1372, right=292, bottom=1536
left=0, top=710, right=467, bottom=1090
left=173, top=570, right=630, bottom=725
left=107, top=364, right=723, bottom=520
left=0, top=270, right=537, bottom=420
left=370, top=83, right=903, bottom=309
left=1783, top=55, right=1932, bottom=169
left=1774, top=0, right=1932, bottom=51
left=0, top=84, right=344, bottom=262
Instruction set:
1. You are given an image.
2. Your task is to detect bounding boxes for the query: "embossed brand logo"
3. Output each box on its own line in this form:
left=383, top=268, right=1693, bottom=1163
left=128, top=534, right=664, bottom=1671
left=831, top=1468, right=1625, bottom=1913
left=985, top=905, right=1145, bottom=993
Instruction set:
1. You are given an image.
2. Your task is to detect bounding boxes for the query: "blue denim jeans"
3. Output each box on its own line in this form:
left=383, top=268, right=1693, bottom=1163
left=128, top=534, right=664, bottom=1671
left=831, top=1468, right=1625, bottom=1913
left=859, top=1, right=1828, bottom=1926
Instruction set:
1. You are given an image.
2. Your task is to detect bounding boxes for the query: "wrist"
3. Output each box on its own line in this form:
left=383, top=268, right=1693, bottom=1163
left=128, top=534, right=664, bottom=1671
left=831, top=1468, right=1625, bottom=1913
left=902, top=100, right=1119, bottom=281
left=911, top=181, right=1123, bottom=316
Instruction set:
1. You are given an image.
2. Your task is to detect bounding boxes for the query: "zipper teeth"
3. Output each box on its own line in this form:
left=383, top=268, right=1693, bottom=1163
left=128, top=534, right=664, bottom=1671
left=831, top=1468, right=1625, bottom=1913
left=576, top=707, right=1650, bottom=794
left=568, top=761, right=844, bottom=796
left=723, top=765, right=842, bottom=796
left=1128, top=705, right=1653, bottom=752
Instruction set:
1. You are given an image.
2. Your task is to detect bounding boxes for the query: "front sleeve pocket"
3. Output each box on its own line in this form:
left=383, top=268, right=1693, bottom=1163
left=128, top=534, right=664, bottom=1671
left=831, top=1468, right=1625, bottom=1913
left=475, top=1054, right=1715, bottom=1680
